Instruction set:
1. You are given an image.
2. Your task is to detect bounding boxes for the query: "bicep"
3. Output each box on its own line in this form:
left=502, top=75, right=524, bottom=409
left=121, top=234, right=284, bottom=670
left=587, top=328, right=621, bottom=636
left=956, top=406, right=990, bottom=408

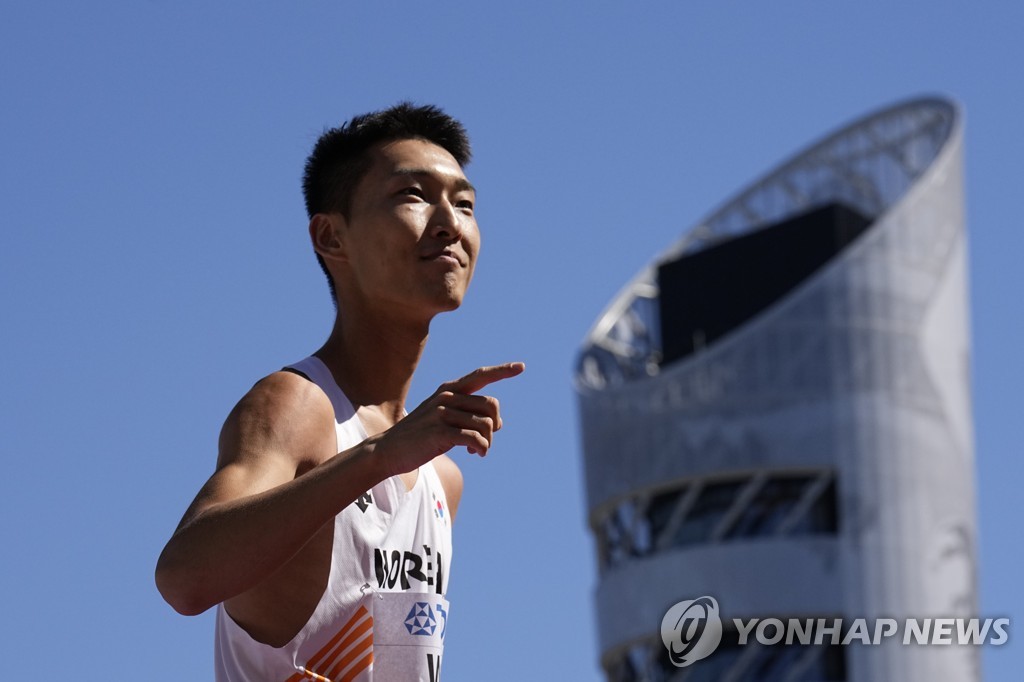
left=178, top=372, right=335, bottom=527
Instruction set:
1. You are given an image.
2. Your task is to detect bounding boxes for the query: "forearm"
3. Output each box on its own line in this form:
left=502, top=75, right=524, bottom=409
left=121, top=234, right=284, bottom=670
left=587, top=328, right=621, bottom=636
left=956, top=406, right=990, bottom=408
left=155, top=438, right=384, bottom=615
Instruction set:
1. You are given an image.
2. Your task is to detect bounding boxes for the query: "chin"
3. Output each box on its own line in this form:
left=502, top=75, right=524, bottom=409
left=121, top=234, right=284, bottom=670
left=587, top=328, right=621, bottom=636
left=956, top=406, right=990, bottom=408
left=432, top=282, right=468, bottom=312
left=434, top=296, right=464, bottom=313
left=411, top=277, right=470, bottom=318
left=406, top=293, right=462, bottom=321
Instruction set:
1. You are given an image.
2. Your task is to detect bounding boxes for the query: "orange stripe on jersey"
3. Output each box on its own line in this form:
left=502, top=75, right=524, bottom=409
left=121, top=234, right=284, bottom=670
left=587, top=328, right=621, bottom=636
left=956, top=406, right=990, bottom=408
left=286, top=605, right=374, bottom=682
left=323, top=631, right=373, bottom=681
left=319, top=617, right=372, bottom=673
left=338, top=650, right=373, bottom=682
left=307, top=606, right=370, bottom=667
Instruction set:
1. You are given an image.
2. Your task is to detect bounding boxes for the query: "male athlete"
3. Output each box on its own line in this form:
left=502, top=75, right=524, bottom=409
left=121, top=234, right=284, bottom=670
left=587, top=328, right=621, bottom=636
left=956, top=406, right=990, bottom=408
left=156, top=103, right=523, bottom=681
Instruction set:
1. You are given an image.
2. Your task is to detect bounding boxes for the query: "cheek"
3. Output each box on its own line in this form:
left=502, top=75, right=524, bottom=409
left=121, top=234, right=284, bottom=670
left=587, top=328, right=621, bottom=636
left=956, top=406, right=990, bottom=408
left=463, top=223, right=481, bottom=259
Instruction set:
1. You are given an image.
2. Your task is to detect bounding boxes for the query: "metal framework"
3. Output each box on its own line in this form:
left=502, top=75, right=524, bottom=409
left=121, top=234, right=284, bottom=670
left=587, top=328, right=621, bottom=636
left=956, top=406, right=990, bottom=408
left=576, top=99, right=955, bottom=390
left=595, top=469, right=837, bottom=574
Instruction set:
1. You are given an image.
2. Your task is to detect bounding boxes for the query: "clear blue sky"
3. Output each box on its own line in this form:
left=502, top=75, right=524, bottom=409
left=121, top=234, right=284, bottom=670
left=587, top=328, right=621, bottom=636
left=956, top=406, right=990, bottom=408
left=2, top=2, right=1020, bottom=680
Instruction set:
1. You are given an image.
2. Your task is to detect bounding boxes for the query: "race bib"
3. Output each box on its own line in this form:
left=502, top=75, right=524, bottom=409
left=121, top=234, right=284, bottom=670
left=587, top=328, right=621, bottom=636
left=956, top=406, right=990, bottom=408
left=293, top=592, right=449, bottom=682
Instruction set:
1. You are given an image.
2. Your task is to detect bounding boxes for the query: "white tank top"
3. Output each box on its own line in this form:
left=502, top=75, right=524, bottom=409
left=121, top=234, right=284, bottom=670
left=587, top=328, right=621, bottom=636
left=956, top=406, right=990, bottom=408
left=214, top=356, right=454, bottom=682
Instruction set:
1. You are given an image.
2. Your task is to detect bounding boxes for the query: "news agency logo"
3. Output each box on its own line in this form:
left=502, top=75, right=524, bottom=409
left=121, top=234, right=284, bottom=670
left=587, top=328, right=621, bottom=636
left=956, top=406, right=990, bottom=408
left=660, top=595, right=1010, bottom=669
left=660, top=596, right=723, bottom=667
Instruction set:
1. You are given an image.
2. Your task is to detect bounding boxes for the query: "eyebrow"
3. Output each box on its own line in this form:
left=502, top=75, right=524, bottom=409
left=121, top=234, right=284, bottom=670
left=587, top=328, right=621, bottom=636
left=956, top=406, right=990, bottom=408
left=390, top=168, right=476, bottom=195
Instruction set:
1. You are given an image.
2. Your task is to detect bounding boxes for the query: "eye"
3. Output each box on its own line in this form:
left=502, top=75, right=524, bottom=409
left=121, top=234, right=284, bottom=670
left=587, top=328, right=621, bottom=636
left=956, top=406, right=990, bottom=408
left=400, top=186, right=425, bottom=199
left=456, top=199, right=474, bottom=213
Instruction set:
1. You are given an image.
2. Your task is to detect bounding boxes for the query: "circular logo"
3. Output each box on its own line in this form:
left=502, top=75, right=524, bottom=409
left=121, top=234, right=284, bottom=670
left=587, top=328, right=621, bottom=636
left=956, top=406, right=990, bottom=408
left=660, top=596, right=723, bottom=667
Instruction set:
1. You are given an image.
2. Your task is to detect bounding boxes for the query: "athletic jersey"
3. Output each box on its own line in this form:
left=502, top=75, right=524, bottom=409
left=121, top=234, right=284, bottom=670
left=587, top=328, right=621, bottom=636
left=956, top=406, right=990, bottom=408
left=214, top=356, right=453, bottom=682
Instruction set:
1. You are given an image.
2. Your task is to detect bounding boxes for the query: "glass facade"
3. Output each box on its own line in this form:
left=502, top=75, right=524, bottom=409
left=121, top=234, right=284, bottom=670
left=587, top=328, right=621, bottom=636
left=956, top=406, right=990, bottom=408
left=595, top=472, right=838, bottom=574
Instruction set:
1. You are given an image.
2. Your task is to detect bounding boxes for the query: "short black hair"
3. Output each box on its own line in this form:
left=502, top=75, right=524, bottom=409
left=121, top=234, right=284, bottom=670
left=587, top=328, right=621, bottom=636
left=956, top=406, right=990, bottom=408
left=302, top=102, right=473, bottom=301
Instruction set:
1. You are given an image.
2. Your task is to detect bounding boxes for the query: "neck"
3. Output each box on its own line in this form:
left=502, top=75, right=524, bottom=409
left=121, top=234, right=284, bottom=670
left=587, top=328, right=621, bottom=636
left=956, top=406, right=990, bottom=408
left=315, top=297, right=430, bottom=422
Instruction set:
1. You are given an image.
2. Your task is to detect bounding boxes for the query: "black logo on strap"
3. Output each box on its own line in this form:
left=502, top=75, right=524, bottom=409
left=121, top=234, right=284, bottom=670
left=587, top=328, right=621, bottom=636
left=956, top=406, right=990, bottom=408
left=355, top=491, right=374, bottom=513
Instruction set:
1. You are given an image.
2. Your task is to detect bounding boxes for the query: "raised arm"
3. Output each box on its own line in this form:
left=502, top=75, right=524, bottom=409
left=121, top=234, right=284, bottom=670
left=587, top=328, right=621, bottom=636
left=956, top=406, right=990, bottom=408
left=155, top=361, right=524, bottom=616
left=155, top=371, right=380, bottom=615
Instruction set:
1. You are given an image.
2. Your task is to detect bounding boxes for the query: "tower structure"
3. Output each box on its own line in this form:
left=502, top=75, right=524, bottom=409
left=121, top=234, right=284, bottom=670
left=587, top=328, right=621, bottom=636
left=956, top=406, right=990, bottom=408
left=575, top=97, right=978, bottom=681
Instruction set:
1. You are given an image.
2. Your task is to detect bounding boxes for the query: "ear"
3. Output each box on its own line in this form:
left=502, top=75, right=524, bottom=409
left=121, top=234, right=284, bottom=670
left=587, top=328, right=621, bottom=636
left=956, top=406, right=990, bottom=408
left=309, top=213, right=348, bottom=264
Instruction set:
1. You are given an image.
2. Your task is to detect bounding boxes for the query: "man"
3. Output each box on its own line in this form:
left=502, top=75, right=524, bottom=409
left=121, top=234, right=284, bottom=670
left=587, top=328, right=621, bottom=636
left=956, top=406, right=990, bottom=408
left=156, top=103, right=523, bottom=681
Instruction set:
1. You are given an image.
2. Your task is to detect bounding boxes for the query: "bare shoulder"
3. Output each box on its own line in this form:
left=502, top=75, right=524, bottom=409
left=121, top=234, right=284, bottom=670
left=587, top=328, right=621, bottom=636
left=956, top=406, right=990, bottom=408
left=431, top=453, right=464, bottom=522
left=211, top=366, right=339, bottom=493
left=171, top=369, right=338, bottom=536
left=218, top=370, right=336, bottom=472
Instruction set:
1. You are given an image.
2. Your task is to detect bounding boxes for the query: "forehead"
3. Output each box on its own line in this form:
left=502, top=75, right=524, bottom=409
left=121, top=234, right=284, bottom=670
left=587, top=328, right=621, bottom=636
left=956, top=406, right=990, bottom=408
left=363, top=138, right=470, bottom=187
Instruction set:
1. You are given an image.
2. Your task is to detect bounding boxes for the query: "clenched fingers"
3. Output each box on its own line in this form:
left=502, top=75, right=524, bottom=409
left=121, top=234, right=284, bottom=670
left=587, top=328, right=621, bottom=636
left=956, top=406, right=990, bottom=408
left=437, top=392, right=503, bottom=431
left=437, top=405, right=494, bottom=455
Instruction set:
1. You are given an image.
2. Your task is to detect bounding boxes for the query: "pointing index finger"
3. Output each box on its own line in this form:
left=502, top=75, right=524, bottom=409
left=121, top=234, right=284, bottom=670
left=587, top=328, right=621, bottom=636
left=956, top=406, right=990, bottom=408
left=445, top=362, right=525, bottom=395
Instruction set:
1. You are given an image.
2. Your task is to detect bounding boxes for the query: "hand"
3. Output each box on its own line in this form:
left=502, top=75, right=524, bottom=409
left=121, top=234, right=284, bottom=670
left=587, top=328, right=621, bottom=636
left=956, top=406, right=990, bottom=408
left=372, top=362, right=525, bottom=477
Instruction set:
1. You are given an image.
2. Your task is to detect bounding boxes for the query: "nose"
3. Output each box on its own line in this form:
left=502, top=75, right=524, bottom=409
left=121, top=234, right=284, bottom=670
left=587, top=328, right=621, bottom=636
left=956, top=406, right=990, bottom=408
left=428, top=199, right=464, bottom=242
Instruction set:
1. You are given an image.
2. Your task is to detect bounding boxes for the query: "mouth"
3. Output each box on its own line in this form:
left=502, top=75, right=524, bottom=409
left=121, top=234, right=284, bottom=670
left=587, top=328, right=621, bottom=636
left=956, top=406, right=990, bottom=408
left=421, top=249, right=465, bottom=267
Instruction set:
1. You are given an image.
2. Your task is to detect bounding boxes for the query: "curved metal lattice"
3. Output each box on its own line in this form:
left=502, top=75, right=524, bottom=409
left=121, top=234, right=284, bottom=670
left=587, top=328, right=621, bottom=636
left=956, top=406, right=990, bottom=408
left=576, top=98, right=955, bottom=390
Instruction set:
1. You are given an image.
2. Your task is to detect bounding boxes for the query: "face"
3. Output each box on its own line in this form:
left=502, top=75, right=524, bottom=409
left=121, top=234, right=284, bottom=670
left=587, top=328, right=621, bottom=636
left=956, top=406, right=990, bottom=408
left=319, top=138, right=480, bottom=320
